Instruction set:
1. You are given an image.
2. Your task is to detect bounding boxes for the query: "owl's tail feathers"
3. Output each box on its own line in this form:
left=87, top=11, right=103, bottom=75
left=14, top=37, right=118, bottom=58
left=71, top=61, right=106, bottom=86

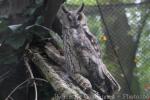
left=101, top=63, right=121, bottom=95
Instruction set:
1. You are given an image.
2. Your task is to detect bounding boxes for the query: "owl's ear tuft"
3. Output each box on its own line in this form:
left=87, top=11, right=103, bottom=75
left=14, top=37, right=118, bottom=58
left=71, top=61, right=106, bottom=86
left=77, top=3, right=84, bottom=13
left=61, top=5, right=69, bottom=14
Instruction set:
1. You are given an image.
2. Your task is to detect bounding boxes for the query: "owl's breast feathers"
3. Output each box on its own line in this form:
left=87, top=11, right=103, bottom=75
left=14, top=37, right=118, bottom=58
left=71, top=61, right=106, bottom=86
left=72, top=26, right=121, bottom=94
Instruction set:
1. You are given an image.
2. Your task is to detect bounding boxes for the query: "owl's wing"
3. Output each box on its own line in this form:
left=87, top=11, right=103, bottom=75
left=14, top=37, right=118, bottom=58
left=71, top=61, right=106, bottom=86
left=82, top=26, right=120, bottom=95
left=83, top=26, right=102, bottom=58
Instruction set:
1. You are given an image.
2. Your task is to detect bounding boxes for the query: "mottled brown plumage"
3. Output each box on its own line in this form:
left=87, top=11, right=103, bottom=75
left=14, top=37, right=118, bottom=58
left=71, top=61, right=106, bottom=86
left=60, top=3, right=120, bottom=96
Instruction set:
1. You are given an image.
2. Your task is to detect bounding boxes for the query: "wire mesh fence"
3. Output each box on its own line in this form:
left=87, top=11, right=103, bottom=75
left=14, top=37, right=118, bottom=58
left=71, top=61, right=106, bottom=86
left=67, top=0, right=150, bottom=97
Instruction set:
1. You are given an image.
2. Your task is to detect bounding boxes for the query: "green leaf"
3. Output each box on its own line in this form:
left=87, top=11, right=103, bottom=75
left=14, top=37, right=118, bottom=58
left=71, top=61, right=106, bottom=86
left=35, top=16, right=44, bottom=24
left=0, top=45, right=18, bottom=64
left=0, top=19, right=8, bottom=32
left=0, top=22, right=13, bottom=44
left=8, top=24, right=22, bottom=32
left=35, top=0, right=43, bottom=5
left=4, top=32, right=27, bottom=49
left=26, top=24, right=50, bottom=39
left=0, top=28, right=12, bottom=44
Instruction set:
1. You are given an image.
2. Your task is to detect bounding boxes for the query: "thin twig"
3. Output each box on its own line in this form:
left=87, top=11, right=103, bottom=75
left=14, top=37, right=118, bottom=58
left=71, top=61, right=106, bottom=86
left=24, top=57, right=38, bottom=100
left=5, top=79, right=29, bottom=100
left=5, top=78, right=48, bottom=100
left=0, top=71, right=10, bottom=82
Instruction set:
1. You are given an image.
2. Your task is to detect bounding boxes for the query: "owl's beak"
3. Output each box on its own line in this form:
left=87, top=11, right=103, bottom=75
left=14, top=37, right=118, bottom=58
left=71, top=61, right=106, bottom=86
left=71, top=22, right=80, bottom=28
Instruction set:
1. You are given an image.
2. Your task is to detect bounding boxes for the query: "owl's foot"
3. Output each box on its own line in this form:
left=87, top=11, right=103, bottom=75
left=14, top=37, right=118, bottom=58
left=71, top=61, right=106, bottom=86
left=74, top=74, right=92, bottom=92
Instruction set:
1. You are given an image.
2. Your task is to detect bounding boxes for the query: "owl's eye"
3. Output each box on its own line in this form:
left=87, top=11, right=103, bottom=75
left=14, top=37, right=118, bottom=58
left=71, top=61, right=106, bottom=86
left=67, top=15, right=72, bottom=21
left=77, top=14, right=82, bottom=21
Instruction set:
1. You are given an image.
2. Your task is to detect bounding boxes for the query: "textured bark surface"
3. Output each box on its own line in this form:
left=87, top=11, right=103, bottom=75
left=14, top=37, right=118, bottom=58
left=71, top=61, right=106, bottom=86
left=26, top=36, right=103, bottom=100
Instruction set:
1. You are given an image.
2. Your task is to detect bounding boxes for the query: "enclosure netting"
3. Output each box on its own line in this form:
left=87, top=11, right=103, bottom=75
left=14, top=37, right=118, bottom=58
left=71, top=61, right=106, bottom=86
left=67, top=0, right=150, bottom=98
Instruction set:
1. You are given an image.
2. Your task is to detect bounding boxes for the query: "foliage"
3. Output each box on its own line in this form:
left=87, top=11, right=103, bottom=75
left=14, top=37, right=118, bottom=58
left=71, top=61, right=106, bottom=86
left=66, top=0, right=142, bottom=5
left=0, top=0, right=149, bottom=98
left=135, top=17, right=150, bottom=95
left=0, top=20, right=51, bottom=65
left=0, top=45, right=19, bottom=64
left=67, top=0, right=96, bottom=5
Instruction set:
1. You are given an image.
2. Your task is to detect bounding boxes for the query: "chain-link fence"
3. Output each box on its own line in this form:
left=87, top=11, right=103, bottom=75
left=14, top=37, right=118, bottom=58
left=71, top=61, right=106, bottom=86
left=67, top=0, right=150, bottom=98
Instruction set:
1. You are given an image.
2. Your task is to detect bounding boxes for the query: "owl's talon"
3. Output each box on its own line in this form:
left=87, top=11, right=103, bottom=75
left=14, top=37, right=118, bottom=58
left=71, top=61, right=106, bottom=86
left=81, top=94, right=90, bottom=100
left=74, top=74, right=92, bottom=92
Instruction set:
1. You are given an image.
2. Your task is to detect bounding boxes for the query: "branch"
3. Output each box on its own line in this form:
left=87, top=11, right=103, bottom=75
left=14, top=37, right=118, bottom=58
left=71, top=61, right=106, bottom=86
left=45, top=43, right=65, bottom=66
left=27, top=49, right=82, bottom=100
left=24, top=57, right=38, bottom=100
left=27, top=48, right=103, bottom=100
left=5, top=78, right=47, bottom=100
left=0, top=71, right=10, bottom=82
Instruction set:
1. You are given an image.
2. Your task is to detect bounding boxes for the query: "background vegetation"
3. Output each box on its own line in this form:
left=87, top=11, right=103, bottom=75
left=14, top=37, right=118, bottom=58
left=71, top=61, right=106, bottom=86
left=0, top=0, right=149, bottom=99
left=67, top=0, right=150, bottom=98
